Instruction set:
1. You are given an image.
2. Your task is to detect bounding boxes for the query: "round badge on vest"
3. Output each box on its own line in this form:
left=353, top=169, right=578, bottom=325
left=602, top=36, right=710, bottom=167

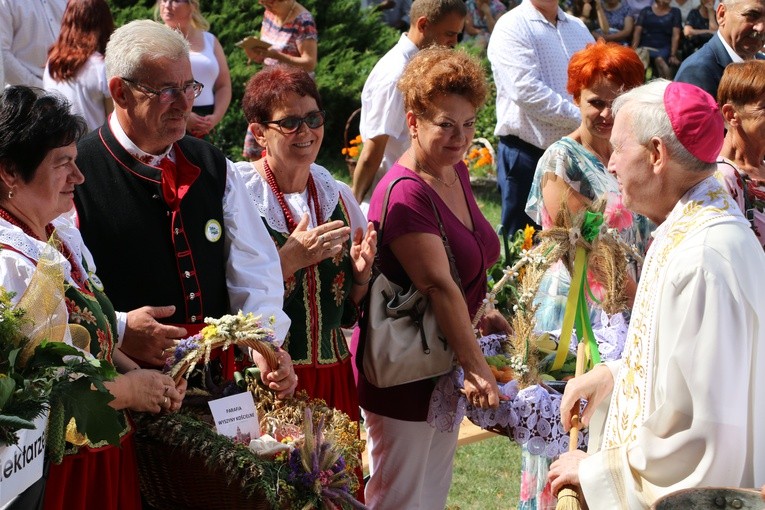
left=88, top=272, right=105, bottom=292
left=205, top=219, right=222, bottom=242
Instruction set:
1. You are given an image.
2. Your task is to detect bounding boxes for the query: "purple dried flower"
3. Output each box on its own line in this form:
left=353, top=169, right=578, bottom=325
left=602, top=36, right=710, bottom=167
left=173, top=336, right=201, bottom=363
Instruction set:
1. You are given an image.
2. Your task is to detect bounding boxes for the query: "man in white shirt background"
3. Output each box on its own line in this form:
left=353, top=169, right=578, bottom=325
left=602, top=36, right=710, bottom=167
left=351, top=0, right=467, bottom=212
left=487, top=0, right=593, bottom=237
left=0, top=0, right=67, bottom=87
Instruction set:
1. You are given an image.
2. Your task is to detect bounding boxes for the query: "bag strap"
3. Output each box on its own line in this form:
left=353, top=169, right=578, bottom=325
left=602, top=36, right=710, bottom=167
left=718, top=159, right=756, bottom=230
left=376, top=176, right=463, bottom=293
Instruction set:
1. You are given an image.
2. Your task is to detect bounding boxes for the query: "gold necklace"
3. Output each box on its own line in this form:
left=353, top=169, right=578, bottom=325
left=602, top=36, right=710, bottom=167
left=412, top=153, right=459, bottom=187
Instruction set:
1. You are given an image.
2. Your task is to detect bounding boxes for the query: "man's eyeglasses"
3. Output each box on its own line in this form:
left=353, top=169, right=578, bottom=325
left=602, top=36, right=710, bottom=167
left=121, top=78, right=203, bottom=104
left=261, top=110, right=326, bottom=134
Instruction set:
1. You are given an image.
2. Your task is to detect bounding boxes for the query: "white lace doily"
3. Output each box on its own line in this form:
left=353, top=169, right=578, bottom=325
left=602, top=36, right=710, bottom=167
left=427, top=334, right=588, bottom=458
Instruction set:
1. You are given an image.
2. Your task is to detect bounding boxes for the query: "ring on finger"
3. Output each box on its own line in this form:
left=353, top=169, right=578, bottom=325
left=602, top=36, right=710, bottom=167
left=163, top=396, right=168, bottom=406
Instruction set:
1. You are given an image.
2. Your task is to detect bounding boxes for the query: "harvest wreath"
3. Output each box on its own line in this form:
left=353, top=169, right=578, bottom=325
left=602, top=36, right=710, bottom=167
left=428, top=197, right=642, bottom=456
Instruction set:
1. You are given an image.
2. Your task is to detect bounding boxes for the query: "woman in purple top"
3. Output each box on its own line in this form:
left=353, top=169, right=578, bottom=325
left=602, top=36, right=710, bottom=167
left=354, top=47, right=508, bottom=510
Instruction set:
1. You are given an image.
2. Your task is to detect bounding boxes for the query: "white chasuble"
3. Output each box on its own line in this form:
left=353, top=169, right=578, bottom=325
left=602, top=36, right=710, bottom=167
left=578, top=177, right=765, bottom=509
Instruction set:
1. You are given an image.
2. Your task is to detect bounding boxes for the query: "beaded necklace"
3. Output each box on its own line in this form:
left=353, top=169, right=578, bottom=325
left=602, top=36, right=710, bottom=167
left=262, top=157, right=322, bottom=233
left=0, top=207, right=90, bottom=291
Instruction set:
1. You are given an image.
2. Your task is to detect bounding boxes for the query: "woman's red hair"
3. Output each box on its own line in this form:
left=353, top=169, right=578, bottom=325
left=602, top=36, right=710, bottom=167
left=567, top=40, right=645, bottom=101
left=242, top=66, right=322, bottom=123
left=47, top=0, right=115, bottom=81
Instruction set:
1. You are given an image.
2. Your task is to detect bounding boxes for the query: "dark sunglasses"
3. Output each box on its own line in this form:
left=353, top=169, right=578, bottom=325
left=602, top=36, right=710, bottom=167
left=261, top=110, right=326, bottom=134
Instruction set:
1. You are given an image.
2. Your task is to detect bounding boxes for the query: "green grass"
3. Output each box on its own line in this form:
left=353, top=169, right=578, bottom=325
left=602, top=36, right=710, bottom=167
left=472, top=182, right=502, bottom=232
left=447, top=436, right=522, bottom=510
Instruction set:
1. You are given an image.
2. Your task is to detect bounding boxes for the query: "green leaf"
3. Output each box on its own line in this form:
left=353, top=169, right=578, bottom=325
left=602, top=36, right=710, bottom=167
left=0, top=414, right=35, bottom=431
left=56, top=377, right=122, bottom=446
left=0, top=376, right=15, bottom=409
left=7, top=347, right=20, bottom=370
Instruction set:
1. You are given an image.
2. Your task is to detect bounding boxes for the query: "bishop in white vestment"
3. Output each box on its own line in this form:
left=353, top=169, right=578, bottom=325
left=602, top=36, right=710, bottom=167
left=548, top=80, right=765, bottom=509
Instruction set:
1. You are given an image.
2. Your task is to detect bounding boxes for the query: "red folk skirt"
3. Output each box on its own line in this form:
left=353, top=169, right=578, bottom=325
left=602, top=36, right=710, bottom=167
left=42, top=428, right=141, bottom=510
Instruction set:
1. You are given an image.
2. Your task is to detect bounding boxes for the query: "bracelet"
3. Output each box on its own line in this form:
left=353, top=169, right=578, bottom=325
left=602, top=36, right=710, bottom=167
left=353, top=274, right=372, bottom=286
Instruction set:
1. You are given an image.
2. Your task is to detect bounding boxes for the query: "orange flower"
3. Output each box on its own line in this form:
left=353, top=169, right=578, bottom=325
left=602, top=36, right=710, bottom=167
left=342, top=135, right=364, bottom=161
left=522, top=224, right=535, bottom=251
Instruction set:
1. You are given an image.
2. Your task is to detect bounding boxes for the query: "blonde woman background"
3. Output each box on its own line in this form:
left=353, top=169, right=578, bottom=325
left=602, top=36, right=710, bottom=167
left=157, top=0, right=232, bottom=138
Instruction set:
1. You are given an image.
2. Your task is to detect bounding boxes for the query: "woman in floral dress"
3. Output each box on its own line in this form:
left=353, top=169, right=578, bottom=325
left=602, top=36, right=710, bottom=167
left=521, top=41, right=652, bottom=510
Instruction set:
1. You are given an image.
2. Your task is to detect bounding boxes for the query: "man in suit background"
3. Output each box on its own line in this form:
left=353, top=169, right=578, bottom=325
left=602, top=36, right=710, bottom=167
left=675, top=0, right=765, bottom=97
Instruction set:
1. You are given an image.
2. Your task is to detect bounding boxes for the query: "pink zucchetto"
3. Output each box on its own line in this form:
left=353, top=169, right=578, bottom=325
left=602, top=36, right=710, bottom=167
left=663, top=82, right=724, bottom=164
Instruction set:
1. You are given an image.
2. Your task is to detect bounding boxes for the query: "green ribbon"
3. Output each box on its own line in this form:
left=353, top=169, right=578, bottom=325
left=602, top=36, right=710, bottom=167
left=581, top=211, right=604, bottom=242
left=550, top=211, right=604, bottom=372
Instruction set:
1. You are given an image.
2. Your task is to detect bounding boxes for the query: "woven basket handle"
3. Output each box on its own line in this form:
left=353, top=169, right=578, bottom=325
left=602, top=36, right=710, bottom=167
left=172, top=338, right=279, bottom=384
left=343, top=107, right=361, bottom=149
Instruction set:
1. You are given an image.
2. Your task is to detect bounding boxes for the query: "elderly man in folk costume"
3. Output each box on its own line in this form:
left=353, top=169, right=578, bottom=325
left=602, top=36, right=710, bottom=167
left=547, top=80, right=765, bottom=509
left=73, top=20, right=297, bottom=396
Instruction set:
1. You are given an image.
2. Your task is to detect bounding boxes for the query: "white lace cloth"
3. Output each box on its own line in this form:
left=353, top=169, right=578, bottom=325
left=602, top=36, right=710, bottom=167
left=427, top=317, right=628, bottom=458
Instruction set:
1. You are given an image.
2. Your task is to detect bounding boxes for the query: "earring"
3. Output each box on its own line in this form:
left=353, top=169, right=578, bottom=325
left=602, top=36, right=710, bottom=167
left=7, top=188, right=14, bottom=199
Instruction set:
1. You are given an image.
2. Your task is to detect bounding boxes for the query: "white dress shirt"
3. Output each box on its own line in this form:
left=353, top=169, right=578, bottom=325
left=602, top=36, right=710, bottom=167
left=718, top=31, right=745, bottom=63
left=359, top=33, right=419, bottom=204
left=104, top=114, right=291, bottom=343
left=0, top=0, right=67, bottom=87
left=487, top=0, right=594, bottom=149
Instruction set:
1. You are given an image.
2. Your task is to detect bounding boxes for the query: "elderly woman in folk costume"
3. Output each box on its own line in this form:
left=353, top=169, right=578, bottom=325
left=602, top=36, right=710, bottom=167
left=0, top=87, right=186, bottom=510
left=234, top=64, right=375, bottom=424
left=234, top=65, right=375, bottom=496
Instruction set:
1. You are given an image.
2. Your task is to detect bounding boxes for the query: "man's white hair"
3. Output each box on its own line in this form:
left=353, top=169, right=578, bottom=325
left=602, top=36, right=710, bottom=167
left=105, top=20, right=189, bottom=81
left=612, top=79, right=715, bottom=173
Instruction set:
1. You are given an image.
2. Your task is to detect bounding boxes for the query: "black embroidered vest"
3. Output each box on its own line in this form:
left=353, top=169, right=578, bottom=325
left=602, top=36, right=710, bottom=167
left=74, top=126, right=229, bottom=326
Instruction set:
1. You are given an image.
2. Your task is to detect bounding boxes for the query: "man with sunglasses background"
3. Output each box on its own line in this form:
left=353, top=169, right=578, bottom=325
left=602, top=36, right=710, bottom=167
left=73, top=20, right=298, bottom=398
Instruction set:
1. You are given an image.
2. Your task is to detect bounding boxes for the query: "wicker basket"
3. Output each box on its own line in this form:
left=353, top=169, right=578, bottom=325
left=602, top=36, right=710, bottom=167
left=343, top=107, right=361, bottom=178
left=135, top=432, right=270, bottom=510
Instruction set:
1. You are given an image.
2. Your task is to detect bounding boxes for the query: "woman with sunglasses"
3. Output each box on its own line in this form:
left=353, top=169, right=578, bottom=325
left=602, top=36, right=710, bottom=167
left=234, top=65, right=376, bottom=442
